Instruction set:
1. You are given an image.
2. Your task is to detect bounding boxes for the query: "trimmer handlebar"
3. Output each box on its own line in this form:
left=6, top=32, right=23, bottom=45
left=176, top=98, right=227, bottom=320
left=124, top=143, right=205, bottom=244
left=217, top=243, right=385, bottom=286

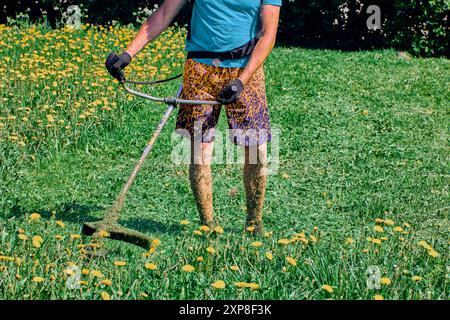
left=121, top=82, right=220, bottom=106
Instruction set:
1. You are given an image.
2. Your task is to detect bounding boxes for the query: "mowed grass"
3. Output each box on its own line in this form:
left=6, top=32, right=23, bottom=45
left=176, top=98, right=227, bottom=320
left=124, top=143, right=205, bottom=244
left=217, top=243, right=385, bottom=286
left=0, top=24, right=449, bottom=300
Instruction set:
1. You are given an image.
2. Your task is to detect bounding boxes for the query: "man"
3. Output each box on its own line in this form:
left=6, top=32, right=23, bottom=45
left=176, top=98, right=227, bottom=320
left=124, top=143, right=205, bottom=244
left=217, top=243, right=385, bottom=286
left=105, top=0, right=281, bottom=234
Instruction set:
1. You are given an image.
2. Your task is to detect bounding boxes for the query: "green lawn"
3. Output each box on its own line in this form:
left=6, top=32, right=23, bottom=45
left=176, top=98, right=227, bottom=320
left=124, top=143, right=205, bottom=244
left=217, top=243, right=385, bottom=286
left=0, top=25, right=448, bottom=300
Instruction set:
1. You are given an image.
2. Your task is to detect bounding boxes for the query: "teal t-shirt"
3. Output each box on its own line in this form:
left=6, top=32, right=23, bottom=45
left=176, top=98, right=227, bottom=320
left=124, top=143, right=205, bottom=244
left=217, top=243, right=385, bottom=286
left=186, top=0, right=282, bottom=68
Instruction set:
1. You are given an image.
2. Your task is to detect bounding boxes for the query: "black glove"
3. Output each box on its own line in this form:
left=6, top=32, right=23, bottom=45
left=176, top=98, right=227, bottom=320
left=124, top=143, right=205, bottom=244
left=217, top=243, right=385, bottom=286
left=217, top=79, right=244, bottom=105
left=105, top=51, right=132, bottom=82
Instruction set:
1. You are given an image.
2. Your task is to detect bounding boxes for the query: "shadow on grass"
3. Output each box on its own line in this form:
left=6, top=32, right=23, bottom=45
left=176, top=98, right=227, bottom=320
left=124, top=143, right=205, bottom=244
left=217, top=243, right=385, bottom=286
left=10, top=202, right=182, bottom=235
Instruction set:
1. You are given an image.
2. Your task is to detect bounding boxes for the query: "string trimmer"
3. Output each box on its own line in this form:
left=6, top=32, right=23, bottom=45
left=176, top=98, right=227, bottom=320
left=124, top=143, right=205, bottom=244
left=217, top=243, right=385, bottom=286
left=82, top=66, right=219, bottom=252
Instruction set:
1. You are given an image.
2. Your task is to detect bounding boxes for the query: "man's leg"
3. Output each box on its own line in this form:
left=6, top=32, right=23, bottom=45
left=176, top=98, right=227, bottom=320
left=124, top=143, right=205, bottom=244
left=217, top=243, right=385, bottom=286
left=189, top=141, right=214, bottom=226
left=244, top=143, right=268, bottom=233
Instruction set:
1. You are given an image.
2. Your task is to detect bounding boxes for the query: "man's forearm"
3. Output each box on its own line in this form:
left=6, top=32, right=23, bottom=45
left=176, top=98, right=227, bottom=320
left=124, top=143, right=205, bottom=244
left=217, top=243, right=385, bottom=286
left=238, top=33, right=276, bottom=85
left=125, top=0, right=186, bottom=57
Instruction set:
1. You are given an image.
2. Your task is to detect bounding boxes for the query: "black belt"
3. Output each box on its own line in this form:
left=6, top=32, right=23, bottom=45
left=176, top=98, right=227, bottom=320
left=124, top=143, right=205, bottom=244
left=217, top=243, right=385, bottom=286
left=187, top=34, right=261, bottom=66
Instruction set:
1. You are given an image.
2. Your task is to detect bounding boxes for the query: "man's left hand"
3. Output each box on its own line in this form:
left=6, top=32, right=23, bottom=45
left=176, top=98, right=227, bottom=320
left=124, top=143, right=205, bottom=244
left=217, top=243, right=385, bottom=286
left=217, top=79, right=244, bottom=105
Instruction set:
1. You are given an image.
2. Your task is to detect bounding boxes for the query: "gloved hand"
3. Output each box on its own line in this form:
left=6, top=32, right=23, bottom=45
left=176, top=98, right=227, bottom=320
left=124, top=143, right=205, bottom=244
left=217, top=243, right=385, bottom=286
left=105, top=51, right=132, bottom=82
left=217, top=79, right=244, bottom=105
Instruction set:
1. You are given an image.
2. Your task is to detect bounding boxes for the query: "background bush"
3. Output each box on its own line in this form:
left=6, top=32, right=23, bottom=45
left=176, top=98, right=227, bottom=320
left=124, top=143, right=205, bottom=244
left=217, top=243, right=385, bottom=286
left=1, top=0, right=448, bottom=57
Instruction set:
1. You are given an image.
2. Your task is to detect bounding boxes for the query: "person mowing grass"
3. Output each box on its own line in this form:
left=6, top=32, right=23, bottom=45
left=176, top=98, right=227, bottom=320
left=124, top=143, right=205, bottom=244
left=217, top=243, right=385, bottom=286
left=105, top=0, right=281, bottom=234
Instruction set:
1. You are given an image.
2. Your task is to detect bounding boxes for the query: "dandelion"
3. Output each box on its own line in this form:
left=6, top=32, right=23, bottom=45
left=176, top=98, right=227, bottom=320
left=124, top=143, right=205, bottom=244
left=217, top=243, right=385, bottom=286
left=345, top=238, right=354, bottom=245
left=372, top=239, right=382, bottom=245
left=145, top=263, right=157, bottom=270
left=373, top=294, right=384, bottom=300
left=213, top=226, right=224, bottom=234
left=380, top=277, right=392, bottom=286
left=196, top=256, right=204, bottom=262
left=182, top=264, right=195, bottom=272
left=418, top=240, right=432, bottom=250
left=321, top=284, right=333, bottom=293
left=114, top=261, right=126, bottom=267
left=98, top=230, right=110, bottom=238
left=199, top=225, right=210, bottom=232
left=29, top=213, right=41, bottom=221
left=180, top=220, right=190, bottom=226
left=428, top=250, right=439, bottom=258
left=90, top=270, right=104, bottom=278
left=55, top=220, right=65, bottom=228
left=211, top=280, right=225, bottom=289
left=18, top=234, right=28, bottom=241
left=251, top=241, right=263, bottom=247
left=264, top=231, right=273, bottom=238
left=393, top=226, right=403, bottom=232
left=230, top=265, right=239, bottom=271
left=101, top=279, right=112, bottom=286
left=32, top=276, right=44, bottom=283
left=411, top=276, right=422, bottom=282
left=101, top=292, right=111, bottom=300
left=375, top=218, right=385, bottom=224
left=151, top=239, right=161, bottom=247
left=81, top=269, right=89, bottom=275
left=193, top=230, right=202, bottom=236
left=265, top=252, right=273, bottom=261
left=55, top=234, right=64, bottom=241
left=206, top=247, right=216, bottom=254
left=286, top=256, right=297, bottom=266
left=32, top=235, right=43, bottom=248
left=246, top=226, right=255, bottom=232
left=18, top=228, right=25, bottom=234
left=373, top=226, right=384, bottom=233
left=383, top=219, right=395, bottom=226
left=278, top=238, right=290, bottom=245
left=70, top=234, right=81, bottom=240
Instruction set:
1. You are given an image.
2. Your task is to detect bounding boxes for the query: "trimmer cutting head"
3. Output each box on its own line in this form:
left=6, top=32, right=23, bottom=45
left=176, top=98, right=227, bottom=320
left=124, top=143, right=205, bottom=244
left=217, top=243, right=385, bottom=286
left=82, top=221, right=153, bottom=250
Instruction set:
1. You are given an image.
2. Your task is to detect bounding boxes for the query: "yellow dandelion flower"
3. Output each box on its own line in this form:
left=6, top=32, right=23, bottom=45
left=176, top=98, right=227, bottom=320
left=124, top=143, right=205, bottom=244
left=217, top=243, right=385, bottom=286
left=180, top=220, right=190, bottom=225
left=247, top=283, right=260, bottom=290
left=246, top=226, right=255, bottom=232
left=321, top=284, right=334, bottom=293
left=418, top=240, right=432, bottom=250
left=345, top=238, right=354, bottom=245
left=383, top=219, right=395, bottom=226
left=375, top=218, right=385, bottom=224
left=101, top=279, right=112, bottom=286
left=98, top=230, right=110, bottom=238
left=90, top=270, right=104, bottom=278
left=199, top=225, right=210, bottom=232
left=380, top=277, right=392, bottom=286
left=264, top=231, right=273, bottom=238
left=403, top=222, right=411, bottom=228
left=18, top=228, right=25, bottom=234
left=213, top=226, right=224, bottom=234
left=251, top=241, right=263, bottom=247
left=411, top=276, right=422, bottom=282
left=373, top=226, right=384, bottom=233
left=55, top=234, right=64, bottom=241
left=230, top=265, right=239, bottom=271
left=145, top=263, right=157, bottom=270
left=29, top=213, right=41, bottom=221
left=286, top=256, right=297, bottom=266
left=32, top=235, right=43, bottom=248
left=70, top=234, right=81, bottom=240
left=32, top=276, right=44, bottom=283
left=206, top=246, right=216, bottom=254
left=196, top=256, right=204, bottom=262
left=101, top=292, right=111, bottom=300
left=193, top=230, right=202, bottom=236
left=81, top=269, right=89, bottom=275
left=211, top=280, right=226, bottom=289
left=278, top=238, right=290, bottom=245
left=393, top=226, right=403, bottom=232
left=234, top=281, right=246, bottom=288
left=265, top=252, right=273, bottom=261
left=114, top=261, right=126, bottom=267
left=428, top=250, right=439, bottom=258
left=151, top=239, right=161, bottom=247
left=374, top=294, right=384, bottom=300
left=182, top=264, right=195, bottom=272
left=18, top=234, right=28, bottom=241
left=372, top=238, right=382, bottom=245
left=55, top=220, right=65, bottom=228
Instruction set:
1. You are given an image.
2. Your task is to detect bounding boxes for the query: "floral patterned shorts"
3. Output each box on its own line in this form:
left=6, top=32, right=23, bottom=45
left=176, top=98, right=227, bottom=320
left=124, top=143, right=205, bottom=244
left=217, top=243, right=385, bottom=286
left=175, top=59, right=271, bottom=146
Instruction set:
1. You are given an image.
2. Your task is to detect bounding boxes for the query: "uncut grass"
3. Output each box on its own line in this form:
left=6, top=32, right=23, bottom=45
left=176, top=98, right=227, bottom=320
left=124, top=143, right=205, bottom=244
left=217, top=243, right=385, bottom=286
left=0, top=24, right=449, bottom=300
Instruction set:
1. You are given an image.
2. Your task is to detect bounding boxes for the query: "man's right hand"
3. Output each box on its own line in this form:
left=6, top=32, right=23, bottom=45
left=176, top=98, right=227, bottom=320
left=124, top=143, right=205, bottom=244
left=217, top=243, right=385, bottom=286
left=105, top=52, right=132, bottom=82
